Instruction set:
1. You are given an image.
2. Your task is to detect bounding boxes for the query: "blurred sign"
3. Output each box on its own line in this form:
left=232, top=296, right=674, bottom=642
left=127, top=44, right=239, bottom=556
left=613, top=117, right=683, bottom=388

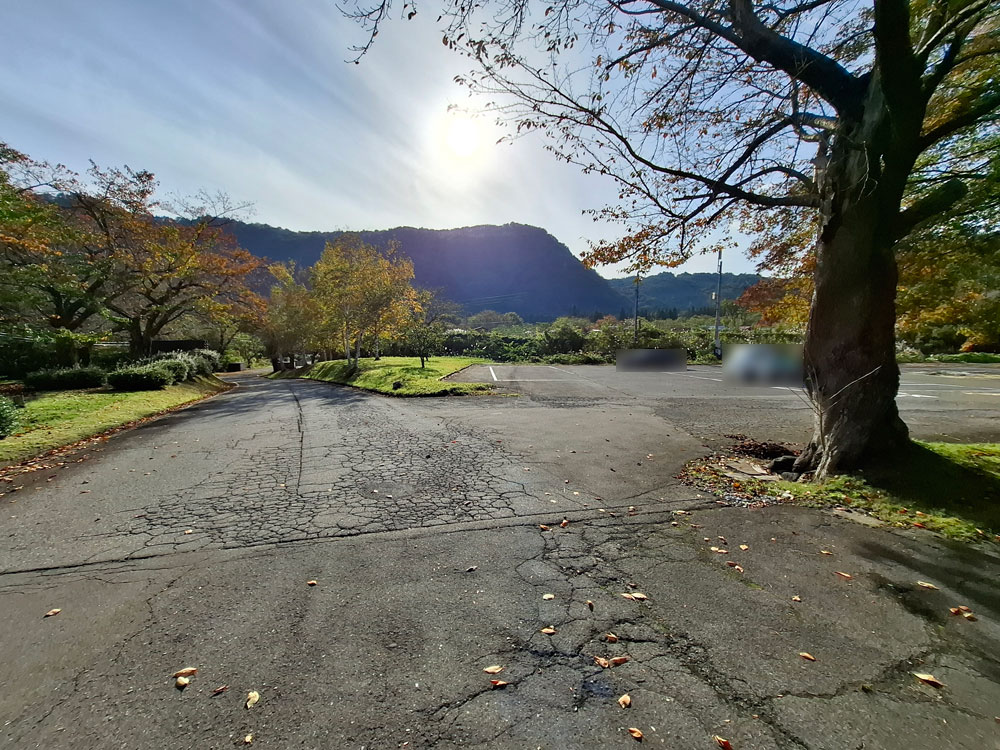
left=722, top=344, right=804, bottom=386
left=616, top=349, right=687, bottom=372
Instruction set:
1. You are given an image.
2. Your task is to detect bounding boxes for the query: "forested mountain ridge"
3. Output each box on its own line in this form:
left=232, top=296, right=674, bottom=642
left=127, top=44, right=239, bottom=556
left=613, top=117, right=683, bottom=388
left=608, top=270, right=762, bottom=314
left=223, top=221, right=627, bottom=320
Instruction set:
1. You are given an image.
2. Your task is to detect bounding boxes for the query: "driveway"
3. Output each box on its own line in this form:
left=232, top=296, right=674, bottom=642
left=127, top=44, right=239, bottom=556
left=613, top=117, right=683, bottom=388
left=1, top=373, right=998, bottom=749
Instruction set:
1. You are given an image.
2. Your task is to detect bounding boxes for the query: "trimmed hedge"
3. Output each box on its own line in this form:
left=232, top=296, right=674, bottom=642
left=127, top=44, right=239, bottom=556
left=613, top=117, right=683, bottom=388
left=107, top=363, right=174, bottom=391
left=24, top=366, right=107, bottom=391
left=0, top=395, right=19, bottom=438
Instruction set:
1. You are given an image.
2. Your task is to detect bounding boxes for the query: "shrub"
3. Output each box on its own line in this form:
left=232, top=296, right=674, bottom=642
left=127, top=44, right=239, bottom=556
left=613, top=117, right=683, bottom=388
left=24, top=366, right=107, bottom=391
left=107, top=363, right=174, bottom=391
left=0, top=395, right=19, bottom=439
left=155, top=358, right=190, bottom=383
left=190, top=348, right=222, bottom=372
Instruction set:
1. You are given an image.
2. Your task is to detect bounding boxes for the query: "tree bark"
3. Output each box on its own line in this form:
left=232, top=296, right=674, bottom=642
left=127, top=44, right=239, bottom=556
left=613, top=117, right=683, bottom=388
left=795, top=96, right=912, bottom=477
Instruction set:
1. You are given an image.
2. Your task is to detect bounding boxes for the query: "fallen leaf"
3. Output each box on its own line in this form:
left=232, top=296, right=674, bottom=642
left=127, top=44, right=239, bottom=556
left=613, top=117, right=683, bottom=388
left=710, top=546, right=719, bottom=552
left=962, top=611, right=978, bottom=621
left=791, top=596, right=802, bottom=602
left=246, top=690, right=260, bottom=709
left=726, top=561, right=739, bottom=567
left=604, top=632, right=619, bottom=643
left=490, top=679, right=508, bottom=688
left=540, top=626, right=557, bottom=634
left=739, top=544, right=749, bottom=551
left=483, top=665, right=504, bottom=674
left=628, top=727, right=644, bottom=740
left=631, top=592, right=648, bottom=601
left=184, top=529, right=193, bottom=535
left=714, top=736, right=734, bottom=750
left=733, top=565, right=744, bottom=573
left=306, top=580, right=318, bottom=586
left=172, top=667, right=198, bottom=678
left=958, top=605, right=972, bottom=612
left=586, top=600, right=594, bottom=611
left=913, top=673, right=945, bottom=688
left=211, top=685, right=229, bottom=696
left=243, top=734, right=253, bottom=744
left=916, top=581, right=938, bottom=590
left=594, top=656, right=610, bottom=668
left=43, top=608, right=61, bottom=618
left=912, top=522, right=927, bottom=529
left=949, top=607, right=961, bottom=615
left=560, top=519, right=569, bottom=528
left=715, top=549, right=728, bottom=554
left=618, top=693, right=632, bottom=708
left=620, top=593, right=636, bottom=601
left=539, top=524, right=550, bottom=531
left=542, top=593, right=555, bottom=600
left=610, top=656, right=629, bottom=666
left=798, top=652, right=816, bottom=661
left=835, top=571, right=853, bottom=579
left=464, top=566, right=477, bottom=573
left=820, top=550, right=833, bottom=555
left=175, top=676, right=190, bottom=689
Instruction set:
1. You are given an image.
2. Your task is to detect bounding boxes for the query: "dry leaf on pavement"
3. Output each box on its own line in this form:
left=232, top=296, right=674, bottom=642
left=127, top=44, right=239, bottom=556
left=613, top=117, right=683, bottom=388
left=820, top=550, right=833, bottom=555
left=172, top=668, right=198, bottom=678
left=627, top=727, right=643, bottom=740
left=739, top=544, right=749, bottom=551
left=246, top=690, right=261, bottom=708
left=962, top=611, right=978, bottom=621
left=610, top=656, right=629, bottom=666
left=560, top=519, right=569, bottom=528
left=586, top=600, right=594, bottom=611
left=913, top=673, right=945, bottom=688
left=604, top=633, right=619, bottom=643
left=620, top=593, right=636, bottom=601
left=631, top=592, right=648, bottom=601
left=835, top=571, right=853, bottom=579
left=483, top=665, right=504, bottom=674
left=490, top=679, right=508, bottom=688
left=714, top=736, right=734, bottom=750
left=542, top=593, right=555, bottom=600
left=791, top=596, right=802, bottom=602
left=798, top=652, right=816, bottom=661
left=618, top=693, right=632, bottom=708
left=539, top=524, right=550, bottom=531
left=916, top=581, right=938, bottom=590
left=243, top=735, right=253, bottom=745
left=540, top=626, right=557, bottom=634
left=211, top=685, right=229, bottom=696
left=593, top=656, right=610, bottom=668
left=43, top=608, right=61, bottom=618
left=306, top=580, right=318, bottom=586
left=175, top=676, right=190, bottom=689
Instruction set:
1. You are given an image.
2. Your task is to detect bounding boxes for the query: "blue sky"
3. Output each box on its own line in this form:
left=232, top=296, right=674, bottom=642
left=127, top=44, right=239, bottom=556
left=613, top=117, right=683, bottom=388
left=0, top=0, right=758, bottom=277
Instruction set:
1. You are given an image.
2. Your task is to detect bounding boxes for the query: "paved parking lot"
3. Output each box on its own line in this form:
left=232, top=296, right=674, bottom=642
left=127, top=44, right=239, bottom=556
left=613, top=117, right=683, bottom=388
left=450, top=363, right=1000, bottom=445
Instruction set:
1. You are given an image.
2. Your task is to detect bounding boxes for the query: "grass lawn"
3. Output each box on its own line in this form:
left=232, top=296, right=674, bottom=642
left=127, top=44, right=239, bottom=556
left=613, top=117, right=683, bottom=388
left=0, top=376, right=229, bottom=466
left=682, top=441, right=1000, bottom=542
left=270, top=356, right=492, bottom=396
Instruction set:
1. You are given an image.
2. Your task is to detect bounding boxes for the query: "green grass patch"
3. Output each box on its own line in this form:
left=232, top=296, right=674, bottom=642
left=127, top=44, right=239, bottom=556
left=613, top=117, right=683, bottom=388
left=0, top=376, right=229, bottom=465
left=679, top=441, right=1000, bottom=542
left=270, top=356, right=493, bottom=396
left=774, top=442, right=1000, bottom=541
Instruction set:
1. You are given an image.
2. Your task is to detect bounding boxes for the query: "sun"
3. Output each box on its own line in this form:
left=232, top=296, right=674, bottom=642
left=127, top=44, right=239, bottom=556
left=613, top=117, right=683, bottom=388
left=444, top=115, right=483, bottom=158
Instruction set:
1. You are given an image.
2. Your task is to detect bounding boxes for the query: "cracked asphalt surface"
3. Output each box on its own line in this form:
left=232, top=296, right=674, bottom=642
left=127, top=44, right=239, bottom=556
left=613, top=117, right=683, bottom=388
left=2, top=371, right=999, bottom=749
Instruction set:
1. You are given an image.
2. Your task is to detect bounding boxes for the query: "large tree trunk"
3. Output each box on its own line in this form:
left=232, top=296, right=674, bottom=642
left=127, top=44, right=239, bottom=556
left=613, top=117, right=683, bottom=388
left=795, top=102, right=911, bottom=478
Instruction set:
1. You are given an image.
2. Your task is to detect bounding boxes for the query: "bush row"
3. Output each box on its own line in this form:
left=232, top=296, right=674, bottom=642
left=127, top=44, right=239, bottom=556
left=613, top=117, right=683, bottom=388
left=21, top=349, right=223, bottom=392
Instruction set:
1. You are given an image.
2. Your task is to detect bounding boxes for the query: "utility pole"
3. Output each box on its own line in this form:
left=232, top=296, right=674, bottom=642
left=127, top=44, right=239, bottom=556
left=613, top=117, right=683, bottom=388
left=713, top=246, right=723, bottom=359
left=633, top=272, right=641, bottom=347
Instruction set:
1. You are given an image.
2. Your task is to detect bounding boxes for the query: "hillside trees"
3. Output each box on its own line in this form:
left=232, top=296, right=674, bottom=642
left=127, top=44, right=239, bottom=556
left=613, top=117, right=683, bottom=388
left=349, top=0, right=1000, bottom=476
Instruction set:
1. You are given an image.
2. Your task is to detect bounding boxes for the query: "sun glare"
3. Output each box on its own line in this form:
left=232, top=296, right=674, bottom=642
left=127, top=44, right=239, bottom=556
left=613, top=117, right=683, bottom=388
left=445, top=116, right=482, bottom=158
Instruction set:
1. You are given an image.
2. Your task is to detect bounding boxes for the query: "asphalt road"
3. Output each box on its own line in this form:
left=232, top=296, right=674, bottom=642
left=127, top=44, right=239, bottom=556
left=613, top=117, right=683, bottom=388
left=1, top=371, right=999, bottom=749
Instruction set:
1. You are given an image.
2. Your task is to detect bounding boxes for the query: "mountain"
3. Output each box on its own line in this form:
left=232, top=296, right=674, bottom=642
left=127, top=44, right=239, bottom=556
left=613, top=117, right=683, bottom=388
left=607, top=270, right=761, bottom=313
left=223, top=221, right=628, bottom=320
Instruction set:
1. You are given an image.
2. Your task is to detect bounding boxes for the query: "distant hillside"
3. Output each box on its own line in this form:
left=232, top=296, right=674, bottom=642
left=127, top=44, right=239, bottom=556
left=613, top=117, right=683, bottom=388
left=224, top=221, right=627, bottom=320
left=608, top=270, right=761, bottom=312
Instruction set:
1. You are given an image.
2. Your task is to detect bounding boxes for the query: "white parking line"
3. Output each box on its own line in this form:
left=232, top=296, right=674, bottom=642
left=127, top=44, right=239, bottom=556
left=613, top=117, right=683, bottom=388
left=488, top=366, right=498, bottom=382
